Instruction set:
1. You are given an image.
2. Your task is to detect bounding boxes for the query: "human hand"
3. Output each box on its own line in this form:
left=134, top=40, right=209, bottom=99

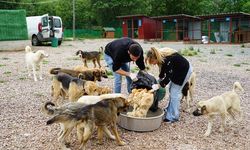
left=129, top=73, right=138, bottom=81
left=152, top=84, right=160, bottom=91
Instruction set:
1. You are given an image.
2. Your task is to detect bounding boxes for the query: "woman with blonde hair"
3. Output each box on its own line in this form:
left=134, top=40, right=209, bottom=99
left=147, top=47, right=193, bottom=123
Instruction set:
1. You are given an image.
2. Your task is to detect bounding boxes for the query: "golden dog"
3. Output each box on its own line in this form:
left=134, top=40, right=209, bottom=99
left=181, top=72, right=196, bottom=112
left=50, top=67, right=102, bottom=82
left=127, top=88, right=154, bottom=118
left=193, top=82, right=244, bottom=136
left=45, top=96, right=129, bottom=150
left=51, top=73, right=99, bottom=105
left=96, top=86, right=112, bottom=95
left=73, top=65, right=108, bottom=79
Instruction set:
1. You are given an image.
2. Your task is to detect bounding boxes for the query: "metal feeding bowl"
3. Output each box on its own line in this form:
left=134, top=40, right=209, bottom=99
left=118, top=108, right=164, bottom=132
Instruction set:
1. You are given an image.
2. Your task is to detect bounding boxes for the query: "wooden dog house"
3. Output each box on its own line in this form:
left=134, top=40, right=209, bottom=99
left=103, top=27, right=115, bottom=38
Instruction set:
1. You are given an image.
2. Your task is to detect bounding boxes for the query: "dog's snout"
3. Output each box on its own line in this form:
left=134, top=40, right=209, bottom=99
left=192, top=109, right=202, bottom=116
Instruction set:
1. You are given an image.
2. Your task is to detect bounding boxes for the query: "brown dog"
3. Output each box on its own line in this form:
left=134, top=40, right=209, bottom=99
left=50, top=67, right=102, bottom=82
left=193, top=82, right=243, bottom=136
left=51, top=73, right=99, bottom=105
left=45, top=96, right=129, bottom=150
left=76, top=47, right=103, bottom=68
left=73, top=65, right=108, bottom=79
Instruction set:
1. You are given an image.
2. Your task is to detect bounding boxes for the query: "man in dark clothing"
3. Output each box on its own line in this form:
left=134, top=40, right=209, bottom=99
left=104, top=37, right=145, bottom=93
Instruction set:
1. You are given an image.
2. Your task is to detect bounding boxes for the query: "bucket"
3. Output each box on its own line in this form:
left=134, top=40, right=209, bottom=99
left=51, top=37, right=58, bottom=47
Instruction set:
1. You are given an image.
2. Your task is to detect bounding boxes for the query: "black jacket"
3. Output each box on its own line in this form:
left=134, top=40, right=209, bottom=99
left=105, top=37, right=145, bottom=71
left=159, top=53, right=189, bottom=87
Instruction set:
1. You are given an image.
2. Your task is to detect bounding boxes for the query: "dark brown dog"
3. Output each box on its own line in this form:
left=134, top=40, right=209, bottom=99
left=51, top=73, right=99, bottom=105
left=46, top=96, right=129, bottom=150
left=76, top=47, right=103, bottom=68
left=50, top=67, right=102, bottom=82
left=73, top=66, right=108, bottom=79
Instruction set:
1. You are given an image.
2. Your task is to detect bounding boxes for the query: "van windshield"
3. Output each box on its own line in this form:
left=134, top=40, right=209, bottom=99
left=54, top=18, right=61, bottom=28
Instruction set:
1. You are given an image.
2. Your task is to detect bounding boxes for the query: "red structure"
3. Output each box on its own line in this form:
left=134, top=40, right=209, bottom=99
left=117, top=14, right=161, bottom=39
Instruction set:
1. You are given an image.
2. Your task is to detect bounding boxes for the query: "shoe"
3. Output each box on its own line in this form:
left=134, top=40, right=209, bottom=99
left=163, top=118, right=171, bottom=122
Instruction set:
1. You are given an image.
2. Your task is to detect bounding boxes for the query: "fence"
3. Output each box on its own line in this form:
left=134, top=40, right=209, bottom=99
left=0, top=9, right=28, bottom=41
left=64, top=28, right=122, bottom=39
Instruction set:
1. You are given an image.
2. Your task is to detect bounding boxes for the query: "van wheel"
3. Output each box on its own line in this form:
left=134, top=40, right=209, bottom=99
left=32, top=36, right=40, bottom=46
left=58, top=40, right=62, bottom=46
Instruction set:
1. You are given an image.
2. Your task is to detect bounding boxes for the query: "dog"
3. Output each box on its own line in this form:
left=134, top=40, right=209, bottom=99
left=127, top=88, right=154, bottom=118
left=96, top=86, right=112, bottom=95
left=192, top=82, right=244, bottom=136
left=25, top=45, right=49, bottom=81
left=50, top=67, right=102, bottom=82
left=51, top=73, right=99, bottom=105
left=76, top=46, right=103, bottom=68
left=73, top=65, right=108, bottom=79
left=181, top=72, right=196, bottom=112
left=45, top=96, right=129, bottom=150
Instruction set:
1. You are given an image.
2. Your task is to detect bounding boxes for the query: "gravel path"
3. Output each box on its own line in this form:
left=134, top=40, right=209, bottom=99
left=0, top=39, right=249, bottom=150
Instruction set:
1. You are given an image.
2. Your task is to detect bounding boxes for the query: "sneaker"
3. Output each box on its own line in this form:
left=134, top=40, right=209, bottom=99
left=163, top=118, right=171, bottom=122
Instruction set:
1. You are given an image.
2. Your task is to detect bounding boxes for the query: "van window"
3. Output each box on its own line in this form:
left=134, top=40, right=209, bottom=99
left=54, top=18, right=61, bottom=28
left=42, top=16, right=49, bottom=27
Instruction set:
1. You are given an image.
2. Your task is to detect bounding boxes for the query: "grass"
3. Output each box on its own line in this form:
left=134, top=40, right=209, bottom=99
left=3, top=71, right=11, bottom=75
left=2, top=57, right=9, bottom=60
left=0, top=80, right=5, bottom=83
left=246, top=69, right=250, bottom=71
left=0, top=64, right=6, bottom=67
left=225, top=54, right=233, bottom=57
left=19, top=77, right=26, bottom=80
left=43, top=60, right=49, bottom=64
left=242, top=62, right=249, bottom=65
left=179, top=47, right=199, bottom=56
left=233, top=64, right=241, bottom=67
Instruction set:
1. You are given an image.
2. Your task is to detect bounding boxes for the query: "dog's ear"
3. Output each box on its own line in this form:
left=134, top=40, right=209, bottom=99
left=78, top=73, right=84, bottom=79
left=201, top=105, right=207, bottom=114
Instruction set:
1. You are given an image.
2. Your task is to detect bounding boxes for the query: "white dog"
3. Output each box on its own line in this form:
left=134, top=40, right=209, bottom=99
left=193, top=82, right=244, bottom=136
left=25, top=46, right=49, bottom=81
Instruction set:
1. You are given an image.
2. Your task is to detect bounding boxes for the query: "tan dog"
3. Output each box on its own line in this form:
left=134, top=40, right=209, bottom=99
left=193, top=82, right=244, bottom=136
left=45, top=96, right=129, bottom=150
left=51, top=73, right=99, bottom=105
left=25, top=45, right=49, bottom=81
left=181, top=72, right=196, bottom=112
left=74, top=65, right=108, bottom=79
left=127, top=88, right=154, bottom=118
left=96, top=86, right=112, bottom=95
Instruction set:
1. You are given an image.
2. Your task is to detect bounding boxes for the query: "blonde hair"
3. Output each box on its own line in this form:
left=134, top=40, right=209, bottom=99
left=146, top=47, right=177, bottom=66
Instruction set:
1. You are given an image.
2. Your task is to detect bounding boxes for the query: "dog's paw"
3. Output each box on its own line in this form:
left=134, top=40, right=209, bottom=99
left=204, top=132, right=210, bottom=137
left=118, top=140, right=126, bottom=146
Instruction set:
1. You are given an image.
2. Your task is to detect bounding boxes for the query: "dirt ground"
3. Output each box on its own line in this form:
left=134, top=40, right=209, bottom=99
left=0, top=39, right=249, bottom=150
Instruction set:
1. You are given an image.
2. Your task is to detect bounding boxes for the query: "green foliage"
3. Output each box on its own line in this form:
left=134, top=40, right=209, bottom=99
left=179, top=47, right=199, bottom=56
left=225, top=54, right=233, bottom=57
left=233, top=64, right=241, bottom=67
left=130, top=67, right=140, bottom=73
left=0, top=0, right=249, bottom=29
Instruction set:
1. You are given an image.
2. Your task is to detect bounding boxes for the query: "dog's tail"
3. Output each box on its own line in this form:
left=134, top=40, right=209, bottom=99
left=25, top=46, right=32, bottom=53
left=49, top=68, right=61, bottom=74
left=189, top=72, right=196, bottom=89
left=99, top=46, right=104, bottom=53
left=233, top=82, right=244, bottom=93
left=42, top=101, right=56, bottom=115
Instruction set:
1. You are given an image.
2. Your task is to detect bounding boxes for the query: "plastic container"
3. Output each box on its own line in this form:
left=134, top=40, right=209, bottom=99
left=51, top=37, right=58, bottom=47
left=118, top=108, right=164, bottom=132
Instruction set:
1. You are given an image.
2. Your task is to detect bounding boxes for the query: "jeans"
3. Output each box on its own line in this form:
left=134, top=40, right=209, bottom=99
left=104, top=53, right=132, bottom=93
left=164, top=63, right=193, bottom=122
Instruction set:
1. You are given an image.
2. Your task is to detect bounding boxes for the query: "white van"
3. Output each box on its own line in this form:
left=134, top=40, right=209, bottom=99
left=26, top=14, right=63, bottom=46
